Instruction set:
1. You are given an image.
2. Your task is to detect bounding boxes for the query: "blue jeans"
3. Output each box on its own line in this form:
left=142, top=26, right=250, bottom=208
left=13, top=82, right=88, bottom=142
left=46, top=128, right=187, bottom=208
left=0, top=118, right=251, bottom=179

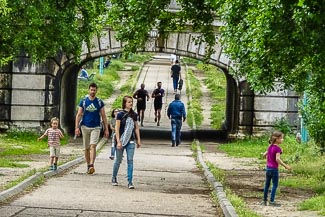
left=173, top=77, right=179, bottom=90
left=263, top=167, right=279, bottom=202
left=112, top=141, right=135, bottom=184
left=171, top=118, right=182, bottom=145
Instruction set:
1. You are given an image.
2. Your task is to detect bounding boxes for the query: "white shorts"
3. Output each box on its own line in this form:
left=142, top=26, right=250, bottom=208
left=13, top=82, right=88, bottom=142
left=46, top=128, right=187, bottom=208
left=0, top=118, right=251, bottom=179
left=50, top=146, right=60, bottom=158
left=81, top=126, right=100, bottom=150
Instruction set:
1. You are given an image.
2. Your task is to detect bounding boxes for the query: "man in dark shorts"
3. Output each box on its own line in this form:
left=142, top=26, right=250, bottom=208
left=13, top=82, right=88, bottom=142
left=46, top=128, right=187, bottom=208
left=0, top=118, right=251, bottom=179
left=133, top=83, right=150, bottom=127
left=151, top=82, right=165, bottom=126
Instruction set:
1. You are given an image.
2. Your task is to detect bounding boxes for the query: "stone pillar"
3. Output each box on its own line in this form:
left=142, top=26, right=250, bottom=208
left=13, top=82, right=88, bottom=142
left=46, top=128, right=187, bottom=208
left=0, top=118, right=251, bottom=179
left=1, top=57, right=61, bottom=131
left=0, top=64, right=12, bottom=129
left=239, top=81, right=254, bottom=135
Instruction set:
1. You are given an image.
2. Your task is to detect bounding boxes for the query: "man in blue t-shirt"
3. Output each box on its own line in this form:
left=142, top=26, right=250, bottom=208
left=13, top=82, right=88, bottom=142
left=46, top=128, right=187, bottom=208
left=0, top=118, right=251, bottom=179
left=75, top=83, right=109, bottom=174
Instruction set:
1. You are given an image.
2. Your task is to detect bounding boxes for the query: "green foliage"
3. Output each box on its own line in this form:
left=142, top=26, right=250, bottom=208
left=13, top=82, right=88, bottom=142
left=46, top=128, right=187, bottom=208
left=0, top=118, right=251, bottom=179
left=301, top=91, right=325, bottom=150
left=187, top=99, right=203, bottom=128
left=186, top=69, right=203, bottom=128
left=0, top=158, right=29, bottom=168
left=273, top=117, right=292, bottom=135
left=181, top=57, right=201, bottom=65
left=76, top=63, right=121, bottom=104
left=109, top=60, right=125, bottom=71
left=0, top=0, right=107, bottom=65
left=106, top=0, right=216, bottom=57
left=121, top=53, right=152, bottom=63
left=0, top=129, right=68, bottom=158
left=299, top=194, right=325, bottom=215
left=131, top=65, right=140, bottom=71
left=216, top=0, right=325, bottom=148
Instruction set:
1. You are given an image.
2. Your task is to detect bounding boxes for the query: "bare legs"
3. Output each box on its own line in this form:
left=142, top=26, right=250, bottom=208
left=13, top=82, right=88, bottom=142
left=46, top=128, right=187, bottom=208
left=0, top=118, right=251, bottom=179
left=84, top=144, right=97, bottom=165
left=155, top=109, right=162, bottom=126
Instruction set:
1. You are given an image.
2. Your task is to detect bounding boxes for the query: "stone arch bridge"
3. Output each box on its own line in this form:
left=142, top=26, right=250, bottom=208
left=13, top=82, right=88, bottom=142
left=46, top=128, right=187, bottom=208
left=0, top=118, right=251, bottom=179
left=0, top=24, right=299, bottom=138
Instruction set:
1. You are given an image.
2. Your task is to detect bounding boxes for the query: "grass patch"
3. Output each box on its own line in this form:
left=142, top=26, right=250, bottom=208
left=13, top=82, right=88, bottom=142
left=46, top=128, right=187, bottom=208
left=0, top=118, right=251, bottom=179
left=76, top=60, right=121, bottom=103
left=121, top=53, right=152, bottom=63
left=186, top=69, right=203, bottom=128
left=0, top=130, right=68, bottom=168
left=218, top=135, right=325, bottom=214
left=196, top=63, right=226, bottom=129
left=110, top=54, right=149, bottom=110
left=0, top=158, right=29, bottom=168
left=299, top=194, right=325, bottom=215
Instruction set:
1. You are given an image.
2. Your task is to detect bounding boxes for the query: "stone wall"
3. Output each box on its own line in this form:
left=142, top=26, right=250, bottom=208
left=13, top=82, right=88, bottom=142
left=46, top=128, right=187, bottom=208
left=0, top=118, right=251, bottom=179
left=239, top=81, right=300, bottom=135
left=0, top=57, right=61, bottom=131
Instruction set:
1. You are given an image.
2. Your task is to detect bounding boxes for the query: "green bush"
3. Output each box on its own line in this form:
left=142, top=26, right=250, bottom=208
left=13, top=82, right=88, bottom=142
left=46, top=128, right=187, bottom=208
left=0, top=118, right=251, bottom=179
left=273, top=117, right=292, bottom=135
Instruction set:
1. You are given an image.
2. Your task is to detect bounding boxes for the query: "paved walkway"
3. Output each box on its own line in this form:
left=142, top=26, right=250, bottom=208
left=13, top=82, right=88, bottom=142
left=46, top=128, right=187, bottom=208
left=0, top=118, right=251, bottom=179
left=0, top=140, right=219, bottom=216
left=135, top=55, right=190, bottom=131
left=0, top=55, right=222, bottom=216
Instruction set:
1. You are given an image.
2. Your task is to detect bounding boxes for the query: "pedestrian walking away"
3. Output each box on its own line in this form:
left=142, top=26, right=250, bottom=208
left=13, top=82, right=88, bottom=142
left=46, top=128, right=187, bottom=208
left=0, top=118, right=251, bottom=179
left=109, top=109, right=120, bottom=160
left=151, top=81, right=165, bottom=126
left=171, top=60, right=182, bottom=93
left=112, top=96, right=141, bottom=189
left=37, top=117, right=64, bottom=171
left=75, top=83, right=109, bottom=174
left=133, top=83, right=150, bottom=127
left=170, top=54, right=177, bottom=65
left=261, top=131, right=291, bottom=206
left=167, top=94, right=186, bottom=147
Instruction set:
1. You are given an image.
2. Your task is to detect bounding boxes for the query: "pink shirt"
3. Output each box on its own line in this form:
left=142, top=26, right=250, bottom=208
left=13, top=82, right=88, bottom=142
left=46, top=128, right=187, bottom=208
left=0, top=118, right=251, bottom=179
left=266, top=144, right=282, bottom=169
left=44, top=128, right=63, bottom=147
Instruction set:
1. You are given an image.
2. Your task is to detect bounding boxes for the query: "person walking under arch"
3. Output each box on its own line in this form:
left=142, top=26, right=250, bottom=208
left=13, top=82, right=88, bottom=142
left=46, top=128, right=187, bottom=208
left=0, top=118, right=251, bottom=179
left=167, top=94, right=186, bottom=147
left=171, top=60, right=181, bottom=93
left=75, top=83, right=109, bottom=174
left=151, top=81, right=165, bottom=126
left=112, top=96, right=141, bottom=189
left=133, top=83, right=150, bottom=127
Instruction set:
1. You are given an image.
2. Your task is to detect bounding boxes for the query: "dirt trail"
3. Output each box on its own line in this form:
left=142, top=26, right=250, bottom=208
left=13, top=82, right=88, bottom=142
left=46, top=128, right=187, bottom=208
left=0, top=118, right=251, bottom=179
left=202, top=140, right=319, bottom=217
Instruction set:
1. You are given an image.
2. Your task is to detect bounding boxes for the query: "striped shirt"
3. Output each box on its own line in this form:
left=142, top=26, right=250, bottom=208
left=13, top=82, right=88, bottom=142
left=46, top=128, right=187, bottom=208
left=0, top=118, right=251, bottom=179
left=44, top=128, right=63, bottom=147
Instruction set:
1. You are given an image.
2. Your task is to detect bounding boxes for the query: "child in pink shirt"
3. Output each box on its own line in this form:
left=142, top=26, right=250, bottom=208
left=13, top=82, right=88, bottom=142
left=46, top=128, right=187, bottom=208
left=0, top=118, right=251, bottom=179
left=262, top=131, right=291, bottom=206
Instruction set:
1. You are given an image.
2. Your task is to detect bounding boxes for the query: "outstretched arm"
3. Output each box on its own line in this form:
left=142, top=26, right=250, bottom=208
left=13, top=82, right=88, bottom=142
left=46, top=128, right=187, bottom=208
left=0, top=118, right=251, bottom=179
left=276, top=153, right=291, bottom=170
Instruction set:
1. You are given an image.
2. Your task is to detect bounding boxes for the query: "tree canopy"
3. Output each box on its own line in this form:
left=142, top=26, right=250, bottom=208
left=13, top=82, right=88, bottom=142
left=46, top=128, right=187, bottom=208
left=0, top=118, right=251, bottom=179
left=216, top=0, right=324, bottom=147
left=0, top=0, right=107, bottom=65
left=107, top=0, right=324, bottom=147
left=0, top=0, right=323, bottom=146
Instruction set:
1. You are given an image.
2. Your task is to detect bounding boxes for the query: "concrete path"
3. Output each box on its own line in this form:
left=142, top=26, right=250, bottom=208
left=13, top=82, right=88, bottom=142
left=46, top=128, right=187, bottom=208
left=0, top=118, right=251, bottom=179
left=135, top=55, right=190, bottom=131
left=0, top=140, right=219, bottom=216
left=0, top=55, right=221, bottom=216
